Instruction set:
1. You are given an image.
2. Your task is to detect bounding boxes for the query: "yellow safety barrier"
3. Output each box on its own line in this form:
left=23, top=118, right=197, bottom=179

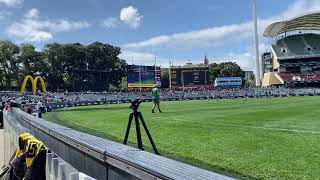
left=15, top=133, right=46, bottom=167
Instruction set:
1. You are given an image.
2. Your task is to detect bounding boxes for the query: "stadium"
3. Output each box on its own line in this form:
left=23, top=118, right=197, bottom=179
left=262, top=12, right=320, bottom=87
left=1, top=5, right=320, bottom=180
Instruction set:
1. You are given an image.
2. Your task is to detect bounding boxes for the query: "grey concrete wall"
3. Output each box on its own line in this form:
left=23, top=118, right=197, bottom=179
left=3, top=108, right=233, bottom=180
left=2, top=110, right=95, bottom=180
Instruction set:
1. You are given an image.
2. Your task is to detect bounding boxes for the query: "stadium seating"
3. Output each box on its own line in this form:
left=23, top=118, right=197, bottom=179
left=2, top=87, right=320, bottom=108
left=272, top=33, right=320, bottom=58
left=278, top=73, right=320, bottom=83
left=303, top=34, right=320, bottom=54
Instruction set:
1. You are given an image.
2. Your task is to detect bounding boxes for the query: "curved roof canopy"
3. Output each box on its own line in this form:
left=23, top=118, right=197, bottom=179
left=264, top=12, right=320, bottom=38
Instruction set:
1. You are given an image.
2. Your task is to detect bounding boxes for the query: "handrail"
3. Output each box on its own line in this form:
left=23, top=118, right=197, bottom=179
left=9, top=108, right=233, bottom=180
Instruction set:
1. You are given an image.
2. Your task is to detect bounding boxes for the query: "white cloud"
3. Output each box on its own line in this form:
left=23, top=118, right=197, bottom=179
left=7, top=8, right=90, bottom=42
left=119, top=51, right=156, bottom=65
left=120, top=50, right=210, bottom=68
left=123, top=0, right=320, bottom=49
left=120, top=44, right=271, bottom=70
left=25, top=31, right=53, bottom=42
left=102, top=17, right=119, bottom=28
left=0, top=0, right=23, bottom=7
left=120, top=6, right=142, bottom=29
left=212, top=42, right=268, bottom=73
left=0, top=10, right=11, bottom=20
left=102, top=6, right=143, bottom=29
left=24, top=8, right=39, bottom=19
left=120, top=49, right=259, bottom=70
left=119, top=51, right=181, bottom=67
left=120, top=0, right=320, bottom=72
left=49, top=19, right=90, bottom=32
left=124, top=22, right=254, bottom=49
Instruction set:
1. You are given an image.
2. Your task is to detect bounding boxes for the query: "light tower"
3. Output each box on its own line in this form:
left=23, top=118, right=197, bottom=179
left=253, top=0, right=261, bottom=86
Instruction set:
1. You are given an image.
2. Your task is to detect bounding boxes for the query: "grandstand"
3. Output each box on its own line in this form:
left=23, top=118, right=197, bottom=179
left=262, top=12, right=320, bottom=87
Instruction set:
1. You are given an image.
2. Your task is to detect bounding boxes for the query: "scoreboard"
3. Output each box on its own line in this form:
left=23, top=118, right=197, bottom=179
left=170, top=67, right=209, bottom=86
left=127, top=65, right=161, bottom=88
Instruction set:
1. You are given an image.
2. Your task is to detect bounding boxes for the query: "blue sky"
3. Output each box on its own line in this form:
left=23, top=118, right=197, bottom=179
left=1, top=0, right=320, bottom=70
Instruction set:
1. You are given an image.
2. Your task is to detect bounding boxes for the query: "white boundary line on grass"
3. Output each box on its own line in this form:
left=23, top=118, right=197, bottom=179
left=156, top=117, right=320, bottom=134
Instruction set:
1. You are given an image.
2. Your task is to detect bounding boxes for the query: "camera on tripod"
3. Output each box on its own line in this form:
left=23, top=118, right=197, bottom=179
left=123, top=97, right=159, bottom=155
left=129, top=98, right=142, bottom=111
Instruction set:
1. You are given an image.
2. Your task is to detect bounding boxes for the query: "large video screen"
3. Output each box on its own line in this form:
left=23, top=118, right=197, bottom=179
left=170, top=68, right=210, bottom=86
left=127, top=65, right=161, bottom=88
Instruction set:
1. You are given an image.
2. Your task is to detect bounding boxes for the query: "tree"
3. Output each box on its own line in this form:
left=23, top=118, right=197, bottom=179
left=86, top=42, right=127, bottom=91
left=209, top=62, right=244, bottom=81
left=118, top=77, right=128, bottom=91
left=0, top=41, right=127, bottom=91
left=208, top=63, right=220, bottom=82
left=19, top=44, right=48, bottom=80
left=44, top=43, right=65, bottom=91
left=0, top=66, right=4, bottom=87
left=0, top=40, right=20, bottom=89
left=60, top=43, right=87, bottom=91
left=245, top=73, right=256, bottom=87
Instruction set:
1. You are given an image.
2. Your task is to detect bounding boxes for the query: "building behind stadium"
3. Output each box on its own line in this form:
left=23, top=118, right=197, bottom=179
left=262, top=12, right=320, bottom=87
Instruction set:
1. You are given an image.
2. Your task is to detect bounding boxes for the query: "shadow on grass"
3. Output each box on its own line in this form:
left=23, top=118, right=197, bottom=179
left=45, top=110, right=254, bottom=180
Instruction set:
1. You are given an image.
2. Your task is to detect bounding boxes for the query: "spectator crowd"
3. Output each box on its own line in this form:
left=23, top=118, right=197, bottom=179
left=1, top=87, right=320, bottom=116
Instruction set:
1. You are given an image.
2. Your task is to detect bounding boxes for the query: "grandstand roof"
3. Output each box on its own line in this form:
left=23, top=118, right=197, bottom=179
left=264, top=12, right=320, bottom=38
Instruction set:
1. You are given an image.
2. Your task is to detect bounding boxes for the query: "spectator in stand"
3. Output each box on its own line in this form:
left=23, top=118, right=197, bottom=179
left=24, top=102, right=33, bottom=114
left=36, top=100, right=44, bottom=118
left=1, top=102, right=5, bottom=111
left=5, top=100, right=10, bottom=110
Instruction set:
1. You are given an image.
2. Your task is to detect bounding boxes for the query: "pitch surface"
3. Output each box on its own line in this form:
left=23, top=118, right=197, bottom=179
left=45, top=96, right=320, bottom=179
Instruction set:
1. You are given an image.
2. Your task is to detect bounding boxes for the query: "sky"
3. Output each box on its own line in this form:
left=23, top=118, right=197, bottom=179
left=1, top=0, right=320, bottom=71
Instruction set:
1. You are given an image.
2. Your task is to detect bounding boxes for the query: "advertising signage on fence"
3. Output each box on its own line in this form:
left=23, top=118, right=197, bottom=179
left=214, top=77, right=242, bottom=87
left=127, top=65, right=161, bottom=88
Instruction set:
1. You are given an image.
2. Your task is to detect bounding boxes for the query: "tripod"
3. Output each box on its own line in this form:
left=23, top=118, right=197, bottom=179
left=123, top=107, right=160, bottom=155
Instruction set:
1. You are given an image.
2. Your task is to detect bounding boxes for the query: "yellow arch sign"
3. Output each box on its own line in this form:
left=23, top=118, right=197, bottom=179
left=21, top=75, right=47, bottom=93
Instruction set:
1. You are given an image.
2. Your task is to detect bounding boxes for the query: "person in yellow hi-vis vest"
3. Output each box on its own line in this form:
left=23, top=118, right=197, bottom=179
left=0, top=133, right=46, bottom=180
left=25, top=139, right=45, bottom=168
left=17, top=133, right=35, bottom=156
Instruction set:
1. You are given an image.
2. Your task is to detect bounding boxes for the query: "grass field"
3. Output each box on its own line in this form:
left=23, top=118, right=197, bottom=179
left=44, top=96, right=320, bottom=179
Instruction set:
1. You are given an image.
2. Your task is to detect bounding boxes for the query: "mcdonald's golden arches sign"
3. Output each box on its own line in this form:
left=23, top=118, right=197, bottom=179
left=21, top=75, right=47, bottom=93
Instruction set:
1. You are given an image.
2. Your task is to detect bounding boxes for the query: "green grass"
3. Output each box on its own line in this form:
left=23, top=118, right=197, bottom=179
left=44, top=96, right=320, bottom=179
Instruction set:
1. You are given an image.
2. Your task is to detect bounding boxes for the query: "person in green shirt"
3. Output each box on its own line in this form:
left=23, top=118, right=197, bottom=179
left=151, top=85, right=162, bottom=113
